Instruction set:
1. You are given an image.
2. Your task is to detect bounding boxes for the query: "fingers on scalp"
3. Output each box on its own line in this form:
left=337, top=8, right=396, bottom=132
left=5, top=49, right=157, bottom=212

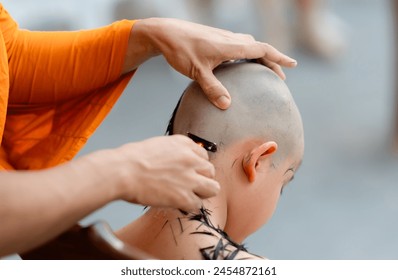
left=263, top=60, right=286, bottom=80
left=235, top=32, right=255, bottom=42
left=197, top=70, right=230, bottom=108
left=226, top=42, right=259, bottom=61
left=261, top=42, right=296, bottom=67
left=262, top=43, right=283, bottom=63
left=197, top=69, right=223, bottom=96
left=231, top=41, right=268, bottom=61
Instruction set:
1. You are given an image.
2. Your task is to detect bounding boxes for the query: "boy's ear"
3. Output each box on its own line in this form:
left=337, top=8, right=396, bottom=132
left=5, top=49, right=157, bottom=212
left=242, top=141, right=278, bottom=183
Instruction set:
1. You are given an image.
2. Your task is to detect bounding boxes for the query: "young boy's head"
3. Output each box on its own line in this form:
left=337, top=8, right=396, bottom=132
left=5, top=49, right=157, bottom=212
left=168, top=61, right=304, bottom=242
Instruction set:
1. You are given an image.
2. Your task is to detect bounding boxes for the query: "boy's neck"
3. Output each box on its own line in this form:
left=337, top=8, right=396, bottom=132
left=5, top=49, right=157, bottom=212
left=116, top=190, right=229, bottom=258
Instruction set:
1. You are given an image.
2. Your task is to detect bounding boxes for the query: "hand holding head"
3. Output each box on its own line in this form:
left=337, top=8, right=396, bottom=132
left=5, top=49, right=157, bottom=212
left=125, top=18, right=297, bottom=109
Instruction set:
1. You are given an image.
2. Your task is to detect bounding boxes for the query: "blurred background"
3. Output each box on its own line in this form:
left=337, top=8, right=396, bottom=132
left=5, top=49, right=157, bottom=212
left=2, top=0, right=398, bottom=259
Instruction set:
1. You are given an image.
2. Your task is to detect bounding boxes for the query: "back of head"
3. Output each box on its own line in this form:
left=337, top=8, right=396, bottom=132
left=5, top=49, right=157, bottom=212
left=171, top=61, right=303, bottom=164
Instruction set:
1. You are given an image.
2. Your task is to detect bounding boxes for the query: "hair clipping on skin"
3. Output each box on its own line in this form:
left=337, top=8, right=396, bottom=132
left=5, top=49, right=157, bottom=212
left=187, top=132, right=218, bottom=153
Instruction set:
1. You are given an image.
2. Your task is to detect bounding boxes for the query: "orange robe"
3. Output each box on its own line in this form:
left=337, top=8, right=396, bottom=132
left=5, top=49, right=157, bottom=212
left=0, top=4, right=136, bottom=170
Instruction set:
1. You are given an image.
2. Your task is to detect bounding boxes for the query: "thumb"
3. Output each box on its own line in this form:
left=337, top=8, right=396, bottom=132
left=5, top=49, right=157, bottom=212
left=197, top=70, right=231, bottom=110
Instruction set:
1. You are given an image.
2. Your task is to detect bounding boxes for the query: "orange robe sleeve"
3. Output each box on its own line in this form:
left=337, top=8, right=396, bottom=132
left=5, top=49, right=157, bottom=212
left=0, top=4, right=137, bottom=170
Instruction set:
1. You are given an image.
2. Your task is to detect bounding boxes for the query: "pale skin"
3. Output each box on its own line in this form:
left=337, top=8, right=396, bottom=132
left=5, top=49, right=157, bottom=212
left=0, top=18, right=296, bottom=257
left=117, top=63, right=304, bottom=259
left=117, top=141, right=302, bottom=260
left=122, top=18, right=297, bottom=109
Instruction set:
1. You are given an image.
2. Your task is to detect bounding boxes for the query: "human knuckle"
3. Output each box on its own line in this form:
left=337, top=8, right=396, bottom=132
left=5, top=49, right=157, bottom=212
left=203, top=85, right=219, bottom=99
left=191, top=65, right=205, bottom=81
left=200, top=150, right=210, bottom=161
left=208, top=163, right=216, bottom=177
left=172, top=134, right=189, bottom=144
left=242, top=33, right=255, bottom=41
left=177, top=191, right=194, bottom=206
left=199, top=159, right=213, bottom=173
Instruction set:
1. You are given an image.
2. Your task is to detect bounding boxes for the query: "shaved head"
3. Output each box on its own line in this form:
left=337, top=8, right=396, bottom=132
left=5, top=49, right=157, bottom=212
left=171, top=61, right=303, bottom=165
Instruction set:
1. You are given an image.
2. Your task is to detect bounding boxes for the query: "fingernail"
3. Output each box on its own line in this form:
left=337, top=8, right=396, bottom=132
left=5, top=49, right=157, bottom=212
left=290, top=59, right=298, bottom=66
left=216, top=96, right=231, bottom=109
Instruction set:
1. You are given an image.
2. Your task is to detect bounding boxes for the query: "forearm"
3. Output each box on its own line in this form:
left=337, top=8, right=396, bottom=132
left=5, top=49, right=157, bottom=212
left=0, top=149, right=124, bottom=257
left=121, top=17, right=297, bottom=110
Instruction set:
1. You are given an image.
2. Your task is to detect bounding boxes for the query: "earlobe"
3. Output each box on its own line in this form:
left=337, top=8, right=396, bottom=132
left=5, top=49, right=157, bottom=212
left=242, top=141, right=278, bottom=183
